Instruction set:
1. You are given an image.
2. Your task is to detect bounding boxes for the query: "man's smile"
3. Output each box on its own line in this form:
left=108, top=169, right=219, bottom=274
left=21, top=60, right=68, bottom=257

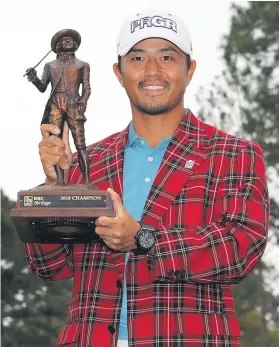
left=139, top=80, right=170, bottom=95
left=142, top=85, right=165, bottom=90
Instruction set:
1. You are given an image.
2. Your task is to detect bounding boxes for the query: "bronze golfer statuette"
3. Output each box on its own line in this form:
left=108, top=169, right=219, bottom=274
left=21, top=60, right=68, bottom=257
left=10, top=29, right=114, bottom=244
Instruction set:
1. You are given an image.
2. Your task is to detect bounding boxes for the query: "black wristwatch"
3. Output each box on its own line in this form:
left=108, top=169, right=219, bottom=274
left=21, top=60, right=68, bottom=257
left=134, top=223, right=155, bottom=254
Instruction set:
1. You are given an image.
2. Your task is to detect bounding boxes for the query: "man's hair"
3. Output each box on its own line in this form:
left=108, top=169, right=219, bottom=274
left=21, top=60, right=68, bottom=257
left=56, top=37, right=78, bottom=52
left=117, top=54, right=191, bottom=72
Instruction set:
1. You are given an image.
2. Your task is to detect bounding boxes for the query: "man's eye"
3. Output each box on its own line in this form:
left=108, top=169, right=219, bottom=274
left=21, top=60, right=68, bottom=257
left=162, top=56, right=173, bottom=61
left=133, top=57, right=144, bottom=61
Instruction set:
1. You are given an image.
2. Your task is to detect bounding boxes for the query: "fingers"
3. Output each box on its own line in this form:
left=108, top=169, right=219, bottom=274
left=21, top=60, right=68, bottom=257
left=95, top=218, right=137, bottom=252
left=97, top=230, right=131, bottom=252
left=41, top=124, right=60, bottom=138
left=40, top=150, right=69, bottom=170
left=107, top=188, right=124, bottom=217
left=95, top=216, right=117, bottom=228
left=39, top=124, right=71, bottom=182
left=39, top=125, right=66, bottom=157
left=62, top=122, right=72, bottom=159
left=62, top=122, right=69, bottom=146
left=95, top=223, right=120, bottom=239
left=94, top=189, right=138, bottom=251
left=40, top=123, right=71, bottom=160
left=95, top=223, right=131, bottom=248
left=39, top=136, right=65, bottom=156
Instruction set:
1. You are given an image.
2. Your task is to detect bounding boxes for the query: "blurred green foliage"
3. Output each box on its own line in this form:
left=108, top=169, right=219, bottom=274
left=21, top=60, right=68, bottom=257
left=1, top=192, right=72, bottom=347
left=198, top=2, right=279, bottom=346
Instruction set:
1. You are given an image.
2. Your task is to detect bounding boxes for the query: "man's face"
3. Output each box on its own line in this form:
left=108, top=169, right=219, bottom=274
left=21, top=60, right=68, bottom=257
left=61, top=36, right=75, bottom=52
left=113, top=38, right=196, bottom=115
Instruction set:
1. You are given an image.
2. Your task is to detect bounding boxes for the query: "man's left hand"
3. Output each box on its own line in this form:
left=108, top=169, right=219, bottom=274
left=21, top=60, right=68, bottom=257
left=95, top=188, right=141, bottom=252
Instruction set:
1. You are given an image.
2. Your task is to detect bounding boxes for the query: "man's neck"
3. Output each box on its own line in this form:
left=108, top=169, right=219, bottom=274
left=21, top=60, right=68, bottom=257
left=131, top=104, right=185, bottom=148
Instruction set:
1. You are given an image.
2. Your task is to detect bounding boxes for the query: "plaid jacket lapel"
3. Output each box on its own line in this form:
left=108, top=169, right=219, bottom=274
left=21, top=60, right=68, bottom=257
left=79, top=127, right=129, bottom=199
left=97, top=128, right=128, bottom=198
left=141, top=110, right=211, bottom=226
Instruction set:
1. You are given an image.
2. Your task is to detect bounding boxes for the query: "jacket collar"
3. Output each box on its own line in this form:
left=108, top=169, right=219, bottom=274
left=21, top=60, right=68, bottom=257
left=93, top=110, right=210, bottom=223
left=100, top=109, right=210, bottom=158
left=140, top=110, right=211, bottom=225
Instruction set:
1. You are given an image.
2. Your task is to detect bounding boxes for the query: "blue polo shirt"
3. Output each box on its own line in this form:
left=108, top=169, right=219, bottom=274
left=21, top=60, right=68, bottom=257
left=119, top=121, right=171, bottom=339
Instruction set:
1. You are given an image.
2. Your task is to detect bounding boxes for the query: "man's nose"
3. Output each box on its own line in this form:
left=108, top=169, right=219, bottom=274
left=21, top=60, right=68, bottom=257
left=144, top=58, right=161, bottom=77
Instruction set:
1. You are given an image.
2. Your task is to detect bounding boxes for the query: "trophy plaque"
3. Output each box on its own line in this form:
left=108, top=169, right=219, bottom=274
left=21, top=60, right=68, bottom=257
left=10, top=29, right=114, bottom=243
left=10, top=185, right=114, bottom=243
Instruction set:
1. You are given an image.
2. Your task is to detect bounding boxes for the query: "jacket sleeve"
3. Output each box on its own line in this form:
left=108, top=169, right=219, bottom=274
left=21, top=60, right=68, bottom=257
left=151, top=143, right=270, bottom=284
left=23, top=162, right=83, bottom=281
left=79, top=62, right=91, bottom=104
left=24, top=243, right=73, bottom=281
left=32, top=63, right=50, bottom=93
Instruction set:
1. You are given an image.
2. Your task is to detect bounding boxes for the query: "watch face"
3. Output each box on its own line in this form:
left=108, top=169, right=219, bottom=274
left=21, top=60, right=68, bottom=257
left=139, top=230, right=155, bottom=249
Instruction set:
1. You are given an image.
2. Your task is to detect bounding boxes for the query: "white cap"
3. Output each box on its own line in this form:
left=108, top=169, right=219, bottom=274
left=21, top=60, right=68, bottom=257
left=117, top=10, right=193, bottom=59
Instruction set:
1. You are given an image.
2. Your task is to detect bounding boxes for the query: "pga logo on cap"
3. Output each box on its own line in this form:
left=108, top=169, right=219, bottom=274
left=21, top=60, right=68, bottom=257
left=131, top=15, right=178, bottom=34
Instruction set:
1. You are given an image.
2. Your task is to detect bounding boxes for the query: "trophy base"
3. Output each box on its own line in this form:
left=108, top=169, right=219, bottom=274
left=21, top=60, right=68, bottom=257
left=10, top=184, right=115, bottom=244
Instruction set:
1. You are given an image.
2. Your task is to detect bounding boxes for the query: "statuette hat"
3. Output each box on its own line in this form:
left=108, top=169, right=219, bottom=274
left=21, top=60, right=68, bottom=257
left=51, top=29, right=81, bottom=53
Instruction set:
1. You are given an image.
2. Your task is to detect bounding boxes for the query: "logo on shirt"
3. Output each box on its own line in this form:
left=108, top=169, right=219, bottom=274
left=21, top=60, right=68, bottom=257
left=131, top=15, right=177, bottom=33
left=185, top=160, right=195, bottom=169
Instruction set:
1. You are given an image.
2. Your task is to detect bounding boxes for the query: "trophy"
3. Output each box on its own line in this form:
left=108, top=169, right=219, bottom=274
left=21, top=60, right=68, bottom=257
left=10, top=29, right=114, bottom=243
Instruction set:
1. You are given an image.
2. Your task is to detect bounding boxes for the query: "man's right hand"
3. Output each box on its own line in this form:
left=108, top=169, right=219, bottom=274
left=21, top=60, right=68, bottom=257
left=39, top=122, right=73, bottom=185
left=26, top=68, right=38, bottom=82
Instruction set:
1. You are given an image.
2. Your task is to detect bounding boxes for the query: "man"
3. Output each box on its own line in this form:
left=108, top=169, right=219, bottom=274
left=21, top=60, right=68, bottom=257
left=26, top=29, right=91, bottom=185
left=25, top=10, right=270, bottom=347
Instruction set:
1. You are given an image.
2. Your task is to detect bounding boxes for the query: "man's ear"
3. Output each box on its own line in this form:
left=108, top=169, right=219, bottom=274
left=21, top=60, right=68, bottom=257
left=186, top=60, right=196, bottom=85
left=113, top=63, right=124, bottom=87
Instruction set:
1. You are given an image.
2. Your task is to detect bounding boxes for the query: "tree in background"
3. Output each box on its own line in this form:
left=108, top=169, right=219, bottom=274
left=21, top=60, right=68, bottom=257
left=197, top=2, right=279, bottom=346
left=1, top=191, right=72, bottom=347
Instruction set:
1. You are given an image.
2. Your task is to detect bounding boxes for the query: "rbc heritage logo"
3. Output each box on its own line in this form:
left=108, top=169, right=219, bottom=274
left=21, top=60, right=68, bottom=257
left=24, top=196, right=33, bottom=206
left=131, top=15, right=178, bottom=33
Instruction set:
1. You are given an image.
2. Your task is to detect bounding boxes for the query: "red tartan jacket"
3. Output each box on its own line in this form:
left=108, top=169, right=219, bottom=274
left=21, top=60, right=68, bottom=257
left=25, top=110, right=270, bottom=347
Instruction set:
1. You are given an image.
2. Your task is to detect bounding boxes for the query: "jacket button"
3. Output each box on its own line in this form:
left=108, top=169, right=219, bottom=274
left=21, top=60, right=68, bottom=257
left=167, top=269, right=174, bottom=275
left=108, top=325, right=115, bottom=334
left=174, top=270, right=181, bottom=277
left=180, top=270, right=186, bottom=278
left=116, top=280, right=122, bottom=289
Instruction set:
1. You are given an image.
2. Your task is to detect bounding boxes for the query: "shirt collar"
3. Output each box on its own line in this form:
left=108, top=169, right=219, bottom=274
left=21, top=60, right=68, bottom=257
left=126, top=120, right=172, bottom=149
left=126, top=121, right=140, bottom=148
